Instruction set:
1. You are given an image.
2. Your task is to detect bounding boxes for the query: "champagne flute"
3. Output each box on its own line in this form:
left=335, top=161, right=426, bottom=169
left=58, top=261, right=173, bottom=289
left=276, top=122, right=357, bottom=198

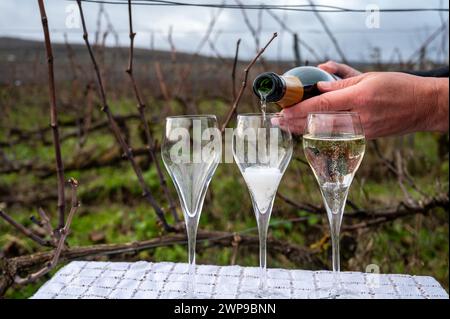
left=303, top=112, right=365, bottom=299
left=162, top=115, right=221, bottom=298
left=232, top=113, right=292, bottom=297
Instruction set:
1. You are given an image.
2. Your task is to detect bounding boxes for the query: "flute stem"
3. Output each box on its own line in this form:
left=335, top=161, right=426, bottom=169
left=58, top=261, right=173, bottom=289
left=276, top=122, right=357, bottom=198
left=257, top=210, right=270, bottom=292
left=186, top=215, right=198, bottom=294
left=330, top=213, right=341, bottom=292
left=330, top=213, right=341, bottom=273
left=327, top=189, right=347, bottom=294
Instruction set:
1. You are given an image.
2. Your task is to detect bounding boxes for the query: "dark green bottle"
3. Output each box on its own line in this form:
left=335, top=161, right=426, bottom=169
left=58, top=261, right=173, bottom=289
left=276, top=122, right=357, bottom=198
left=253, top=66, right=339, bottom=108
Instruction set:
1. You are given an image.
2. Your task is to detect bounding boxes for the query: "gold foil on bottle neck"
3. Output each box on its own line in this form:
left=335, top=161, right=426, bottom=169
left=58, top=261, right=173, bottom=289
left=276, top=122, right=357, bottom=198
left=277, top=75, right=304, bottom=108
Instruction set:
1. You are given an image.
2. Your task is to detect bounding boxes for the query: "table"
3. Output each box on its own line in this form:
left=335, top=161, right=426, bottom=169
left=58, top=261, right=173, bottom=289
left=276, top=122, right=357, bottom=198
left=31, top=261, right=448, bottom=299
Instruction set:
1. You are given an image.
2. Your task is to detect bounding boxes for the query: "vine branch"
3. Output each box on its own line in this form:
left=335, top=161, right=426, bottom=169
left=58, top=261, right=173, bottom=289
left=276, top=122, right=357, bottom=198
left=37, top=0, right=66, bottom=230
left=14, top=178, right=80, bottom=285
left=221, top=32, right=278, bottom=132
left=125, top=0, right=179, bottom=223
left=75, top=0, right=173, bottom=232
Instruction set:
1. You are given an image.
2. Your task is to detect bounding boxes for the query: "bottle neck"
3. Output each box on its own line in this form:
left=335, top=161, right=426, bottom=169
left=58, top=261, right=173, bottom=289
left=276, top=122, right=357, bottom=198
left=252, top=72, right=286, bottom=102
left=253, top=72, right=305, bottom=108
left=278, top=75, right=304, bottom=108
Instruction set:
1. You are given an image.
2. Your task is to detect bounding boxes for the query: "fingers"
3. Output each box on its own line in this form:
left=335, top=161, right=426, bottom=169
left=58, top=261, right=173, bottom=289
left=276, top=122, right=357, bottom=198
left=275, top=116, right=305, bottom=135
left=282, top=87, right=356, bottom=120
left=318, top=60, right=362, bottom=78
left=283, top=122, right=305, bottom=135
left=317, top=74, right=365, bottom=92
left=277, top=71, right=363, bottom=134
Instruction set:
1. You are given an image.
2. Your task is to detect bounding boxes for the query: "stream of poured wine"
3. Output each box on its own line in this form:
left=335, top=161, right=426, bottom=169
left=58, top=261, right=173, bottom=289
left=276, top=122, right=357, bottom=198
left=259, top=93, right=267, bottom=122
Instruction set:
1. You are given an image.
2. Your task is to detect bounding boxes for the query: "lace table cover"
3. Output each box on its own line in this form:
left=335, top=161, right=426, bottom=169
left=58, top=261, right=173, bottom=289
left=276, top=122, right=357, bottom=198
left=31, top=261, right=448, bottom=299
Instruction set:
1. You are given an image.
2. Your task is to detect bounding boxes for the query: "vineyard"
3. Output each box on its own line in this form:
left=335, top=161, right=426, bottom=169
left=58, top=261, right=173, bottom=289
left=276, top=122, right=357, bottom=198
left=0, top=1, right=448, bottom=298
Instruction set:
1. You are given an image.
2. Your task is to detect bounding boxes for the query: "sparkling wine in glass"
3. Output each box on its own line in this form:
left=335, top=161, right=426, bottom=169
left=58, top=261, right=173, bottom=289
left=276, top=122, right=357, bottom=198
left=162, top=115, right=221, bottom=298
left=303, top=112, right=365, bottom=299
left=232, top=113, right=292, bottom=297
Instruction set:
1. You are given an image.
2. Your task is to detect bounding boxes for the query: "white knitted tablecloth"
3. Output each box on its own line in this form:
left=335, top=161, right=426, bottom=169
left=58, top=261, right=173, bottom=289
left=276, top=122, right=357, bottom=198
left=31, top=261, right=448, bottom=299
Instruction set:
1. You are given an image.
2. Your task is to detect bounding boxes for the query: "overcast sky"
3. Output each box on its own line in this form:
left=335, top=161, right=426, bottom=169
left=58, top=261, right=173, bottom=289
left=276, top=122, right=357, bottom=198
left=0, top=0, right=448, bottom=63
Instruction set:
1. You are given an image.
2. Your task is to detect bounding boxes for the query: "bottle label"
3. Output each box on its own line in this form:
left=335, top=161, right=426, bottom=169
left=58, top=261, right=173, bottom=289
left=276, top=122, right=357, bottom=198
left=278, top=75, right=303, bottom=108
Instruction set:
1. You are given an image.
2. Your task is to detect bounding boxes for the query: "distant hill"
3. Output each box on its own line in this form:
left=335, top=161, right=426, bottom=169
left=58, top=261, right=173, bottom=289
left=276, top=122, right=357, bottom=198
left=1, top=37, right=444, bottom=88
left=0, top=36, right=243, bottom=85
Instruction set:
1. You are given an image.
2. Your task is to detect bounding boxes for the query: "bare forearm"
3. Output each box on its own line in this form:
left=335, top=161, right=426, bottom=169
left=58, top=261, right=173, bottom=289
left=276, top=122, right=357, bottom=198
left=423, top=78, right=449, bottom=133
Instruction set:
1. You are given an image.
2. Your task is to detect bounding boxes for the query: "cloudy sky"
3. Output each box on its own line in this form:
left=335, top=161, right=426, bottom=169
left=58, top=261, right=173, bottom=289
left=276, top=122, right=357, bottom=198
left=0, top=0, right=448, bottom=63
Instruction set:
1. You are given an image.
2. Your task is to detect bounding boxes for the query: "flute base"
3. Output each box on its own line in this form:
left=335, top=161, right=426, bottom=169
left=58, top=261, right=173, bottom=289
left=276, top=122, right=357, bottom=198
left=179, top=292, right=203, bottom=299
left=238, top=288, right=290, bottom=299
left=307, top=287, right=361, bottom=299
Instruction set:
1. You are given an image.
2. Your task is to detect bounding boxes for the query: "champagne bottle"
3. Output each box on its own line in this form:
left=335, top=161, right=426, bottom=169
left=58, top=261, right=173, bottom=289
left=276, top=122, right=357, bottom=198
left=252, top=66, right=340, bottom=108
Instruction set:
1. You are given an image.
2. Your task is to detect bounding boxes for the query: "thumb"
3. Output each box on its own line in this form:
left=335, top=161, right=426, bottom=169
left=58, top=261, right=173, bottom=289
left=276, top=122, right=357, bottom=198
left=317, top=74, right=364, bottom=92
left=318, top=60, right=362, bottom=78
left=317, top=60, right=339, bottom=74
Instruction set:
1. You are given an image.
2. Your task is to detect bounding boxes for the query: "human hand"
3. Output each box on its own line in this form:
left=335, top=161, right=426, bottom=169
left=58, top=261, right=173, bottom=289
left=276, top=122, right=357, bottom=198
left=278, top=72, right=448, bottom=139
